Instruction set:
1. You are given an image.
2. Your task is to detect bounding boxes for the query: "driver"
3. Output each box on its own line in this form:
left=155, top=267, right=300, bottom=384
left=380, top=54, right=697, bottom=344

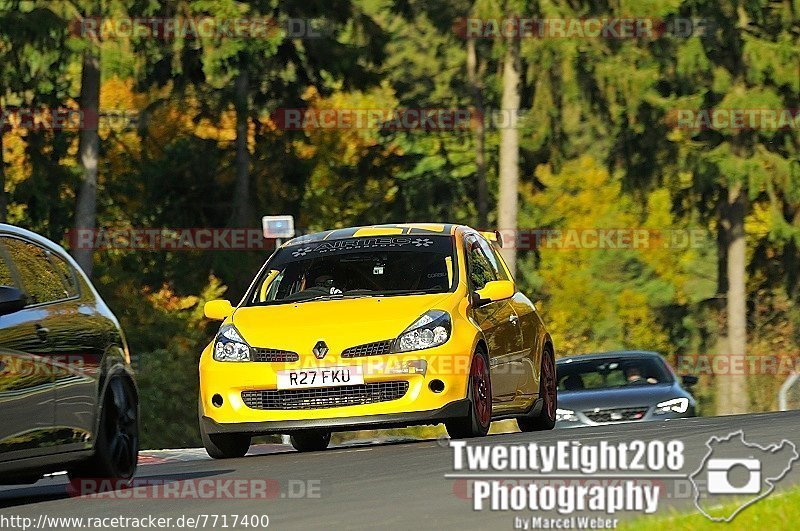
left=312, top=274, right=342, bottom=295
left=624, top=365, right=657, bottom=384
left=625, top=366, right=644, bottom=383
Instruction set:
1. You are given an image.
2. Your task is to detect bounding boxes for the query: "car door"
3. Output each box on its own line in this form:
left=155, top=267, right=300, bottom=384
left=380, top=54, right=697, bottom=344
left=464, top=233, right=523, bottom=405
left=0, top=238, right=56, bottom=462
left=488, top=243, right=541, bottom=402
left=45, top=250, right=102, bottom=451
left=1, top=236, right=97, bottom=454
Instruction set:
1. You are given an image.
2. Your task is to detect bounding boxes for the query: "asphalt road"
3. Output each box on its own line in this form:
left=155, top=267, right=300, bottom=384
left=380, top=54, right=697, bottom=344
left=2, top=412, right=800, bottom=530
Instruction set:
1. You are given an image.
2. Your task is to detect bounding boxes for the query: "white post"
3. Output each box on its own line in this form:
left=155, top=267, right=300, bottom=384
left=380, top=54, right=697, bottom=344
left=778, top=372, right=799, bottom=411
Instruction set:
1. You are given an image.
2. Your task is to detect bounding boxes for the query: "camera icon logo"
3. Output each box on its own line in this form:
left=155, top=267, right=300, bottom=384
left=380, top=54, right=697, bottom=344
left=690, top=431, right=798, bottom=522
left=706, top=457, right=761, bottom=495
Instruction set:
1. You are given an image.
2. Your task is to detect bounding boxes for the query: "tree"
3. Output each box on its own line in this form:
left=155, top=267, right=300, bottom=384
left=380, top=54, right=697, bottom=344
left=73, top=38, right=101, bottom=275
left=665, top=0, right=799, bottom=414
left=466, top=29, right=487, bottom=226
left=230, top=59, right=251, bottom=227
left=497, top=1, right=522, bottom=276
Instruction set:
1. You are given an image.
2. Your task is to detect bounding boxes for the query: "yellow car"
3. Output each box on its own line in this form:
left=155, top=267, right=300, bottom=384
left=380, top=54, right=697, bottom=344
left=198, top=223, right=555, bottom=457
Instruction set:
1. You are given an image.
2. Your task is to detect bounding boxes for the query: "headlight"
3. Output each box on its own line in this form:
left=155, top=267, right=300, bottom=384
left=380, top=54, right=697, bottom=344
left=556, top=408, right=578, bottom=422
left=213, top=325, right=251, bottom=361
left=393, top=310, right=451, bottom=353
left=655, top=397, right=689, bottom=414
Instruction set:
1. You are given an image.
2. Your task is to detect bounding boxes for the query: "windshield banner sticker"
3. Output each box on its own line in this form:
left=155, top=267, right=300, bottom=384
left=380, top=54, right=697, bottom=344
left=281, top=236, right=448, bottom=261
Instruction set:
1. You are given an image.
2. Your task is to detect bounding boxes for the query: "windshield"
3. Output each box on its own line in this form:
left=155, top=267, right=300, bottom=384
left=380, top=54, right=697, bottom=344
left=246, top=235, right=456, bottom=305
left=556, top=356, right=673, bottom=391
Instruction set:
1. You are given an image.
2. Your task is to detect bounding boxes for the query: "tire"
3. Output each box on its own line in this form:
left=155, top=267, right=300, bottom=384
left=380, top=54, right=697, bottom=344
left=69, top=376, right=139, bottom=482
left=290, top=431, right=331, bottom=452
left=517, top=347, right=557, bottom=432
left=198, top=399, right=250, bottom=459
left=446, top=347, right=492, bottom=439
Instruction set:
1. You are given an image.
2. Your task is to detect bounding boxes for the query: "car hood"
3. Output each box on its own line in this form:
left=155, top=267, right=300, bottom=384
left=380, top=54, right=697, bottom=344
left=557, top=384, right=683, bottom=411
left=231, top=292, right=454, bottom=355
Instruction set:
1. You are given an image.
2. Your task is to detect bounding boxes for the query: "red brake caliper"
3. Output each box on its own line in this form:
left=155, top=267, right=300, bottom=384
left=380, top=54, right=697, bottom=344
left=472, top=355, right=491, bottom=426
left=545, top=354, right=556, bottom=419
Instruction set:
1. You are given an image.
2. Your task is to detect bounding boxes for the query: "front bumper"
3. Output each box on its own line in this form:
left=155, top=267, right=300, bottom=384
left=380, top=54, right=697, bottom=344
left=199, top=343, right=473, bottom=426
left=556, top=407, right=696, bottom=428
left=201, top=399, right=470, bottom=435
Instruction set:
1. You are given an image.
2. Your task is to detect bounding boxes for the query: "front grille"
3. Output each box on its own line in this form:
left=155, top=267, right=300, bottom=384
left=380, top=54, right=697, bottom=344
left=584, top=406, right=648, bottom=423
left=341, top=340, right=393, bottom=358
left=251, top=348, right=299, bottom=363
left=241, top=381, right=409, bottom=410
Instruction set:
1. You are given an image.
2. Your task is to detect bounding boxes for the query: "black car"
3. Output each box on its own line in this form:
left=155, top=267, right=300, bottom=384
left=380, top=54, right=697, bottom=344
left=555, top=350, right=697, bottom=428
left=0, top=224, right=138, bottom=484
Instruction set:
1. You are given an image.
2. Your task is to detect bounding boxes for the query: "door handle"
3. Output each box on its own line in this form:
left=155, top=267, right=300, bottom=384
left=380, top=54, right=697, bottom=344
left=35, top=325, right=49, bottom=342
left=508, top=314, right=519, bottom=324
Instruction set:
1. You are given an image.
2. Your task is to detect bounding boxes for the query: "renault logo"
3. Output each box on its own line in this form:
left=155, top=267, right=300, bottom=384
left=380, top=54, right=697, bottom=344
left=313, top=340, right=328, bottom=359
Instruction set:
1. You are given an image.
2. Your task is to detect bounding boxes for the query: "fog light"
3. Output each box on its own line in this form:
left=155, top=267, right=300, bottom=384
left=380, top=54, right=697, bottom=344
left=429, top=379, right=445, bottom=393
left=212, top=394, right=224, bottom=407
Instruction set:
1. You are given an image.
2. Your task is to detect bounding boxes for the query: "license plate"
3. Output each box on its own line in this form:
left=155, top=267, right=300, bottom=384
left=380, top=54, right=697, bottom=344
left=277, top=366, right=364, bottom=390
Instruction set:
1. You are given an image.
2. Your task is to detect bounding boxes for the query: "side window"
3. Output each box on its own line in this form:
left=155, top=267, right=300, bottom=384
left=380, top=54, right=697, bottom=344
left=0, top=251, right=18, bottom=288
left=1, top=237, right=70, bottom=305
left=476, top=236, right=509, bottom=280
left=49, top=253, right=80, bottom=298
left=488, top=244, right=510, bottom=281
left=466, top=235, right=497, bottom=290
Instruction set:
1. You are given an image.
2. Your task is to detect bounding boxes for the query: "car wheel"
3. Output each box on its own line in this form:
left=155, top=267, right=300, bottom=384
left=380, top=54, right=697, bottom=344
left=198, top=403, right=250, bottom=459
left=200, top=429, right=250, bottom=459
left=446, top=347, right=492, bottom=439
left=290, top=431, right=331, bottom=452
left=517, top=347, right=557, bottom=432
left=69, top=376, right=139, bottom=481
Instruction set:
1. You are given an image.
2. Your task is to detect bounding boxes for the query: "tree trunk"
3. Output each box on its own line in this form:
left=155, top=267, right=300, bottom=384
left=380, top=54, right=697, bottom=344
left=230, top=62, right=252, bottom=227
left=72, top=47, right=101, bottom=277
left=466, top=36, right=487, bottom=228
left=0, top=128, right=6, bottom=223
left=784, top=207, right=800, bottom=298
left=716, top=194, right=729, bottom=295
left=718, top=183, right=749, bottom=415
left=497, top=33, right=520, bottom=277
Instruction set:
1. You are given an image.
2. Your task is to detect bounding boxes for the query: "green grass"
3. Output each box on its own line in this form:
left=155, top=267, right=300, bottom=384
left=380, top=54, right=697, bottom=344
left=623, top=486, right=800, bottom=530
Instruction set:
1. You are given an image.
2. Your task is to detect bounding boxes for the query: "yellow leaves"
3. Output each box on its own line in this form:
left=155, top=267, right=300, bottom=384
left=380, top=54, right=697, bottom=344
left=297, top=83, right=397, bottom=165
left=145, top=283, right=200, bottom=312
left=140, top=86, right=238, bottom=169
left=640, top=188, right=693, bottom=303
left=195, top=109, right=238, bottom=143
left=618, top=288, right=670, bottom=351
left=645, top=188, right=672, bottom=228
left=520, top=155, right=705, bottom=354
left=3, top=130, right=29, bottom=188
left=100, top=76, right=138, bottom=110
left=745, top=201, right=772, bottom=241
left=295, top=84, right=403, bottom=228
left=530, top=156, right=635, bottom=230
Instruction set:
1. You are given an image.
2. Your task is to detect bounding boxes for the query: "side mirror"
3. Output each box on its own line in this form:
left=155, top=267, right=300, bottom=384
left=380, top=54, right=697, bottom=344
left=0, top=286, right=26, bottom=317
left=472, top=280, right=515, bottom=307
left=681, top=374, right=698, bottom=388
left=204, top=299, right=234, bottom=321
